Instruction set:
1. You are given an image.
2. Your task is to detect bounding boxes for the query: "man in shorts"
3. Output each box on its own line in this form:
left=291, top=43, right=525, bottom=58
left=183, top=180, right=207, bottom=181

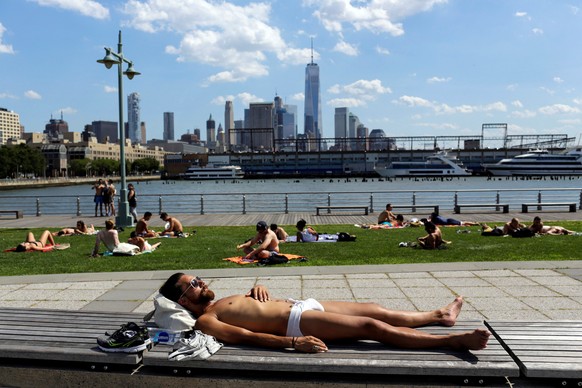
left=236, top=221, right=280, bottom=260
left=159, top=273, right=490, bottom=353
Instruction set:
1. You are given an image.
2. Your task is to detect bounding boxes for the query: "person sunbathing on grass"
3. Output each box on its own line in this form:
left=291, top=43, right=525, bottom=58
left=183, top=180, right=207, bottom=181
left=15, top=230, right=56, bottom=252
left=128, top=231, right=161, bottom=252
left=529, top=216, right=574, bottom=235
left=417, top=222, right=450, bottom=249
left=52, top=220, right=95, bottom=236
left=159, top=273, right=490, bottom=353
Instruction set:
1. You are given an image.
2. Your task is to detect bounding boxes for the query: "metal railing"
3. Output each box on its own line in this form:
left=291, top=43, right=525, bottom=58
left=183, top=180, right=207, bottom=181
left=1, top=188, right=581, bottom=217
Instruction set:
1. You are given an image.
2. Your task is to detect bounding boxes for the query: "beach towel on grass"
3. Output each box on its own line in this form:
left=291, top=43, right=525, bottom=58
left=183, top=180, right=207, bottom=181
left=224, top=253, right=307, bottom=265
left=285, top=233, right=339, bottom=243
left=4, top=243, right=70, bottom=252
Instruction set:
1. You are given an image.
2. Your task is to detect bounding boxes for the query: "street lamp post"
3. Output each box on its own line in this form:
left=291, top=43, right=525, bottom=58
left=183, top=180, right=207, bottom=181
left=97, top=30, right=140, bottom=227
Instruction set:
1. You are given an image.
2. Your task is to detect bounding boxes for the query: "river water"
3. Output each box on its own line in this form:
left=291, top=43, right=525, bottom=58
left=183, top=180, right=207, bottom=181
left=1, top=176, right=581, bottom=216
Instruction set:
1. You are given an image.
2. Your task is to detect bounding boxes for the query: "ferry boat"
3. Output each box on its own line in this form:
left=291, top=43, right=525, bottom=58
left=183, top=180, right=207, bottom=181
left=374, top=152, right=471, bottom=178
left=482, top=148, right=582, bottom=176
left=182, top=163, right=244, bottom=180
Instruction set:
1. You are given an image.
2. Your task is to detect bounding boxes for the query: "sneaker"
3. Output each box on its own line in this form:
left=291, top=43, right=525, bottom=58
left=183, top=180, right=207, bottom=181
left=97, top=322, right=151, bottom=353
left=168, top=330, right=223, bottom=361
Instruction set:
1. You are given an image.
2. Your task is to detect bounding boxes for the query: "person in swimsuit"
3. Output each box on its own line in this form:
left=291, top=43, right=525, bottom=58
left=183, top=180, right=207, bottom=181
left=159, top=273, right=490, bottom=353
left=237, top=221, right=280, bottom=260
left=52, top=220, right=95, bottom=236
left=136, top=212, right=158, bottom=238
left=159, top=212, right=184, bottom=237
left=91, top=219, right=120, bottom=257
left=529, top=216, right=574, bottom=235
left=127, top=231, right=161, bottom=252
left=15, top=230, right=55, bottom=252
left=270, top=223, right=289, bottom=242
left=377, top=203, right=397, bottom=224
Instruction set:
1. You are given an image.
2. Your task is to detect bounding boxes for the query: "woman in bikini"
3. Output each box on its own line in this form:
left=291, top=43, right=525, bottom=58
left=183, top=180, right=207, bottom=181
left=15, top=230, right=55, bottom=252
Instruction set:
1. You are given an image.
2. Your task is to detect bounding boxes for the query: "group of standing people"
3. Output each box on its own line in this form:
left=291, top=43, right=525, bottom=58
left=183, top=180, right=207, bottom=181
left=92, top=179, right=116, bottom=217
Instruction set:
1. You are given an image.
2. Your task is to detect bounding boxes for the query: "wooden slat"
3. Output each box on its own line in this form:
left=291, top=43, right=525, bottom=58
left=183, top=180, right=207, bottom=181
left=143, top=321, right=519, bottom=377
left=0, top=307, right=146, bottom=366
left=486, top=320, right=582, bottom=379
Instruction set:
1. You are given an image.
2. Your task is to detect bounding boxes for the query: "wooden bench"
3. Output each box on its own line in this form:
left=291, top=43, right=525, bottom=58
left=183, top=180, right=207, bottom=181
left=316, top=205, right=369, bottom=215
left=0, top=210, right=23, bottom=219
left=392, top=204, right=439, bottom=214
left=454, top=203, right=509, bottom=214
left=0, top=307, right=145, bottom=368
left=486, top=320, right=582, bottom=380
left=521, top=202, right=577, bottom=213
left=143, top=321, right=519, bottom=380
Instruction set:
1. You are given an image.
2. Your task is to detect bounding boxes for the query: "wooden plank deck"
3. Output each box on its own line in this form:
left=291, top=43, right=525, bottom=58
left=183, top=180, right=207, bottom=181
left=142, top=321, right=519, bottom=378
left=0, top=308, right=146, bottom=366
left=485, top=321, right=582, bottom=379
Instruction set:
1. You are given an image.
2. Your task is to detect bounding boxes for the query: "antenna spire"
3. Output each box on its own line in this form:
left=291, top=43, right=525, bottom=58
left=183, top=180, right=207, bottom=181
left=310, top=37, right=314, bottom=64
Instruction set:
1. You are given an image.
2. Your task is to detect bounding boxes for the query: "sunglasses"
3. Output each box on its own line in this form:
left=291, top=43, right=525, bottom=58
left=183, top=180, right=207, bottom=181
left=179, top=276, right=202, bottom=300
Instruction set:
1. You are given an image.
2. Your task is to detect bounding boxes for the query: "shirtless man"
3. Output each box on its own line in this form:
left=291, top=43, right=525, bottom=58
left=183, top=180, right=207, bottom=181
left=92, top=179, right=105, bottom=217
left=503, top=218, right=525, bottom=235
left=237, top=221, right=279, bottom=260
left=417, top=222, right=448, bottom=249
left=136, top=212, right=158, bottom=238
left=159, top=273, right=490, bottom=353
left=160, top=212, right=184, bottom=237
left=529, top=216, right=574, bottom=235
left=377, top=203, right=397, bottom=224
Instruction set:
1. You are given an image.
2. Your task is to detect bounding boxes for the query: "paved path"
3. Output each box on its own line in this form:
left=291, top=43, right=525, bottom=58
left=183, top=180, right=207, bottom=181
left=0, top=212, right=581, bottom=321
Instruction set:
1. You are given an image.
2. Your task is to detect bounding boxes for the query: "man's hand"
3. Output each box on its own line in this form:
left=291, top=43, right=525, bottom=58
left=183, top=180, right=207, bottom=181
left=294, top=336, right=328, bottom=353
left=245, top=285, right=270, bottom=302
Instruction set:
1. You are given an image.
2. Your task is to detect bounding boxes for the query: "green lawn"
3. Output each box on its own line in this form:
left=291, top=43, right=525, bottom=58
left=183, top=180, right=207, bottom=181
left=1, top=222, right=581, bottom=276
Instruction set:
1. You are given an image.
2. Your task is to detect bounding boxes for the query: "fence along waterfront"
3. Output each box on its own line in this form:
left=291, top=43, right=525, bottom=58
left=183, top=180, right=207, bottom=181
left=1, top=188, right=581, bottom=216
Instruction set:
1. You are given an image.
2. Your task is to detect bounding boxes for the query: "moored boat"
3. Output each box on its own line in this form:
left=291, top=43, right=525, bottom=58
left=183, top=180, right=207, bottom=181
left=182, top=163, right=244, bottom=180
left=374, top=152, right=471, bottom=178
left=482, top=148, right=582, bottom=176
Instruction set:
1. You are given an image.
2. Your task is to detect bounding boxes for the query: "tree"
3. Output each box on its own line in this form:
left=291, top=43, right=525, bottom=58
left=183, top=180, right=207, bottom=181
left=91, top=158, right=119, bottom=176
left=70, top=158, right=92, bottom=177
left=0, top=144, right=45, bottom=178
left=131, top=157, right=160, bottom=174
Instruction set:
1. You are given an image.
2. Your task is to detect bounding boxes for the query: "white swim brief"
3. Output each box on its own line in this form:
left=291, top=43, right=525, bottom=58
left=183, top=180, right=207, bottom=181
left=285, top=298, right=325, bottom=337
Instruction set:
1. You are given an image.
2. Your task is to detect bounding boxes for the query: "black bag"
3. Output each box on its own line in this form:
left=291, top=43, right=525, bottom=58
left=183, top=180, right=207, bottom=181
left=258, top=253, right=289, bottom=266
left=511, top=228, right=535, bottom=238
left=337, top=232, right=357, bottom=242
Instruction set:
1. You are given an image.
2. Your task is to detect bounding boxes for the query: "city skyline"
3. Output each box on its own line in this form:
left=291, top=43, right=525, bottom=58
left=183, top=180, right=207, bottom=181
left=2, top=1, right=582, bottom=143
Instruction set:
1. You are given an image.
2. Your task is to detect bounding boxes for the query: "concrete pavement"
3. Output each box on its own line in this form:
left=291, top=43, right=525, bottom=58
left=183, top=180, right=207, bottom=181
left=0, top=213, right=581, bottom=321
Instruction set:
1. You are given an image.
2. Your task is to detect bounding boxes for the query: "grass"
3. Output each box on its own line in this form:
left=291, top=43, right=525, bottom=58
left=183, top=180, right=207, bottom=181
left=1, top=222, right=581, bottom=276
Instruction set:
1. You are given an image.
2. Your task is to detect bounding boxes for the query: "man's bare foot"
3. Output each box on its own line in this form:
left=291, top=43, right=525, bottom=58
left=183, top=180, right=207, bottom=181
left=450, top=329, right=490, bottom=350
left=438, top=296, right=463, bottom=327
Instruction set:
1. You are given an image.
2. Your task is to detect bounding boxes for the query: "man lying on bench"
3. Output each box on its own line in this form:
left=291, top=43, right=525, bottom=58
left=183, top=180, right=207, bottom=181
left=159, top=273, right=490, bottom=353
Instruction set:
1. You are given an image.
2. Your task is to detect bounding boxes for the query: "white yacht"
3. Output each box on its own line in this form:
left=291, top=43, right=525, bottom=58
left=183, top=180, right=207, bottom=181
left=374, top=152, right=471, bottom=178
left=482, top=148, right=582, bottom=176
left=182, top=163, right=244, bottom=180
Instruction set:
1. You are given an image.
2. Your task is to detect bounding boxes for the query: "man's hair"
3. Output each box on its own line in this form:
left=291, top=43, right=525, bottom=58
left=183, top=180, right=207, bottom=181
left=533, top=216, right=541, bottom=222
left=144, top=211, right=152, bottom=218
left=130, top=231, right=137, bottom=238
left=159, top=272, right=186, bottom=302
left=296, top=219, right=307, bottom=230
left=386, top=203, right=392, bottom=209
left=270, top=223, right=278, bottom=231
left=160, top=212, right=168, bottom=220
left=425, top=221, right=436, bottom=232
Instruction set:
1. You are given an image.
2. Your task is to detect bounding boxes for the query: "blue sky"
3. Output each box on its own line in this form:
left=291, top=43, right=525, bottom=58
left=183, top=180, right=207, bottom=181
left=1, top=0, right=582, bottom=143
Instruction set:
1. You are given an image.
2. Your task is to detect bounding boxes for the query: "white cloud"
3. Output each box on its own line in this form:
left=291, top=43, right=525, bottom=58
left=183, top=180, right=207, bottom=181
left=330, top=79, right=391, bottom=95
left=375, top=46, right=390, bottom=55
left=123, top=0, right=310, bottom=83
left=0, top=23, right=14, bottom=54
left=291, top=92, right=304, bottom=101
left=211, top=92, right=262, bottom=106
left=54, top=107, right=77, bottom=115
left=571, top=6, right=580, bottom=15
left=32, top=0, right=109, bottom=20
left=515, top=11, right=528, bottom=18
left=303, top=0, right=447, bottom=36
left=511, top=109, right=536, bottom=118
left=506, top=83, right=518, bottom=91
left=332, top=40, right=359, bottom=56
left=398, top=95, right=506, bottom=114
left=540, top=86, right=555, bottom=95
left=539, top=104, right=580, bottom=115
left=559, top=119, right=581, bottom=125
left=104, top=85, right=117, bottom=93
left=512, top=100, right=523, bottom=108
left=532, top=28, right=544, bottom=35
left=0, top=92, right=17, bottom=99
left=24, top=90, right=42, bottom=100
left=573, top=98, right=582, bottom=105
left=553, top=76, right=564, bottom=84
left=427, top=76, right=451, bottom=84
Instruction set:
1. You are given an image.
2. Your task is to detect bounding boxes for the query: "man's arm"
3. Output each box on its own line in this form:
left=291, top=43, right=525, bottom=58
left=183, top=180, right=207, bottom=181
left=195, top=314, right=327, bottom=353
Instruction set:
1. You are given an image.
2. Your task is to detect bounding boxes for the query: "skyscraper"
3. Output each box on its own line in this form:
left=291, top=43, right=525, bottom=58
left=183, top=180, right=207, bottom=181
left=163, top=112, right=174, bottom=141
left=224, top=101, right=234, bottom=147
left=0, top=107, right=21, bottom=145
left=127, top=92, right=141, bottom=144
left=206, top=114, right=215, bottom=143
left=304, top=39, right=321, bottom=140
